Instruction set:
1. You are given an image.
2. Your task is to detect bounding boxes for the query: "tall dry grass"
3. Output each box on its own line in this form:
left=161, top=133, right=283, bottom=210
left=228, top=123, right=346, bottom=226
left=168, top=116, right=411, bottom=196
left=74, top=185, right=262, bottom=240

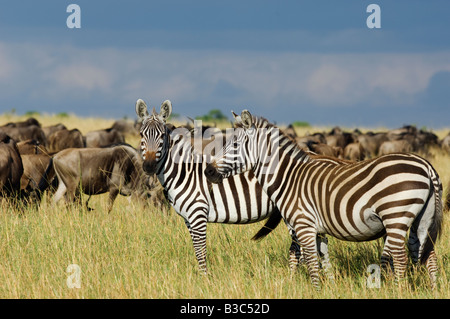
left=0, top=113, right=448, bottom=298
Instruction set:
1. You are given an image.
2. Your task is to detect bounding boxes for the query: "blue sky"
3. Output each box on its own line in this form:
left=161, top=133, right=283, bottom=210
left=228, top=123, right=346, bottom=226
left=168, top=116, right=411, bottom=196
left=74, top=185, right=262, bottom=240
left=0, top=0, right=449, bottom=128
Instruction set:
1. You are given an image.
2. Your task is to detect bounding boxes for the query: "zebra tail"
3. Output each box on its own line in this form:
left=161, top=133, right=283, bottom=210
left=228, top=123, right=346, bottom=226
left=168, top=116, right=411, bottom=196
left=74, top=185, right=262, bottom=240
left=251, top=209, right=282, bottom=241
left=420, top=167, right=443, bottom=265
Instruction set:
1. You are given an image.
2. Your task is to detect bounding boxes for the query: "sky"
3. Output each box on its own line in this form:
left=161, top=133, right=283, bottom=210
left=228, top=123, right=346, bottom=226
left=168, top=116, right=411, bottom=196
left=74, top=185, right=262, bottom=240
left=0, top=0, right=449, bottom=128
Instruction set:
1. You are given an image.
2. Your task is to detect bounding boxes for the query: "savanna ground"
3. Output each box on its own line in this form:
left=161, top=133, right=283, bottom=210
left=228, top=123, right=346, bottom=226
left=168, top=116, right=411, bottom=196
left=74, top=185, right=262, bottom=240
left=0, top=112, right=449, bottom=299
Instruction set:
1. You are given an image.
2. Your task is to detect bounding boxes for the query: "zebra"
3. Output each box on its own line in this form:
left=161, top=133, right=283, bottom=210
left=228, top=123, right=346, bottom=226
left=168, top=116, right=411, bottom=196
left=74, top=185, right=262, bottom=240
left=204, top=110, right=443, bottom=289
left=135, top=99, right=309, bottom=273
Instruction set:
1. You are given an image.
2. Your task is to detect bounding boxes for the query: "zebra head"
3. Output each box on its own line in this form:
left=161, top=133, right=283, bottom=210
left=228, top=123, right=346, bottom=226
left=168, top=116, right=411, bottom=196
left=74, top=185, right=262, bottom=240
left=135, top=98, right=172, bottom=175
left=205, top=109, right=259, bottom=184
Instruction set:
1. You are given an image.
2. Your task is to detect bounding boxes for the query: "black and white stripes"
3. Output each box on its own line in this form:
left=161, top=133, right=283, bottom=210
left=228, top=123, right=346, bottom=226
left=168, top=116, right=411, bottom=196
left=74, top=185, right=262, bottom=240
left=206, top=110, right=443, bottom=289
left=135, top=100, right=302, bottom=273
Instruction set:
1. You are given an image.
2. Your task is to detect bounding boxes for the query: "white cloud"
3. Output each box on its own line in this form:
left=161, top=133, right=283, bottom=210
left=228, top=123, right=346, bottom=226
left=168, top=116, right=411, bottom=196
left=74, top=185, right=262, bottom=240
left=304, top=53, right=450, bottom=107
left=306, top=64, right=356, bottom=105
left=1, top=40, right=450, bottom=115
left=51, top=64, right=113, bottom=91
left=0, top=43, right=19, bottom=81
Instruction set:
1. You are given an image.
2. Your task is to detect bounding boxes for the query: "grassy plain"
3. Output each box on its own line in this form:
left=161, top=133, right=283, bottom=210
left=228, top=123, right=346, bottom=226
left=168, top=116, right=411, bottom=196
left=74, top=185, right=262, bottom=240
left=0, top=113, right=448, bottom=298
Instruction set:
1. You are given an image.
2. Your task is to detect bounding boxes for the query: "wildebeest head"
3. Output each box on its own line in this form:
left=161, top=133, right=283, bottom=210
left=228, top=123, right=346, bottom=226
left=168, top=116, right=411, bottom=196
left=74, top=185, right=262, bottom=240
left=135, top=99, right=172, bottom=175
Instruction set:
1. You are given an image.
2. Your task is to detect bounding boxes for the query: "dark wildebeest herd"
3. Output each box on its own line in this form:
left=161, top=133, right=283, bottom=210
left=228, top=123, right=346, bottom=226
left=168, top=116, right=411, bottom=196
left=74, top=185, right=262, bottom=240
left=0, top=116, right=449, bottom=211
left=286, top=124, right=449, bottom=211
left=0, top=117, right=165, bottom=211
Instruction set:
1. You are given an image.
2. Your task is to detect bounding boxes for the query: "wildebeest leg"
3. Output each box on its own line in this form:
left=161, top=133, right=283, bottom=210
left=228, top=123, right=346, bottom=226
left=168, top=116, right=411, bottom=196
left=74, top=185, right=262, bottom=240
left=85, top=195, right=94, bottom=211
left=107, top=188, right=119, bottom=212
left=66, top=185, right=83, bottom=207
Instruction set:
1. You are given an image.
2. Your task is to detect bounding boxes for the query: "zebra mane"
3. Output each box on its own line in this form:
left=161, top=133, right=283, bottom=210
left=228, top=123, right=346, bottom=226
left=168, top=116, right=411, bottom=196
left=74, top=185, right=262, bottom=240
left=234, top=114, right=272, bottom=130
left=141, top=114, right=163, bottom=127
left=236, top=114, right=310, bottom=163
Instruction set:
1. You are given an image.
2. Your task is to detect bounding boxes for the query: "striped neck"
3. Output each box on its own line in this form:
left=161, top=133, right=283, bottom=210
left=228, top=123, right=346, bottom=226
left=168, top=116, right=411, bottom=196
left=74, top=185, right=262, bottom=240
left=251, top=122, right=310, bottom=199
left=157, top=130, right=202, bottom=182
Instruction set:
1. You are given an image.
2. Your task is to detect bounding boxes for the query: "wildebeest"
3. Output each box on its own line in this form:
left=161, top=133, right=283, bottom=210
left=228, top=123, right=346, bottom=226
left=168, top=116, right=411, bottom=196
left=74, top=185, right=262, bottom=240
left=111, top=119, right=139, bottom=136
left=344, top=142, right=365, bottom=161
left=325, top=126, right=355, bottom=149
left=52, top=144, right=152, bottom=212
left=386, top=125, right=439, bottom=155
left=143, top=174, right=169, bottom=211
left=284, top=124, right=298, bottom=139
left=20, top=153, right=54, bottom=202
left=305, top=141, right=342, bottom=158
left=416, top=129, right=439, bottom=152
left=42, top=123, right=67, bottom=139
left=0, top=132, right=23, bottom=198
left=378, top=139, right=414, bottom=155
left=356, top=131, right=388, bottom=158
left=0, top=123, right=47, bottom=146
left=17, top=139, right=49, bottom=155
left=446, top=180, right=450, bottom=212
left=387, top=125, right=417, bottom=141
left=295, top=132, right=327, bottom=149
left=47, top=128, right=85, bottom=153
left=442, top=132, right=450, bottom=153
left=85, top=128, right=124, bottom=148
left=2, top=117, right=41, bottom=128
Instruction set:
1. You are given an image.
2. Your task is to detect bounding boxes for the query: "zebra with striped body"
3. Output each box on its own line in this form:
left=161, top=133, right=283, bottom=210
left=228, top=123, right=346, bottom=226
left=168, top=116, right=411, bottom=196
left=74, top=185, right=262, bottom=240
left=135, top=99, right=307, bottom=273
left=205, top=110, right=443, bottom=289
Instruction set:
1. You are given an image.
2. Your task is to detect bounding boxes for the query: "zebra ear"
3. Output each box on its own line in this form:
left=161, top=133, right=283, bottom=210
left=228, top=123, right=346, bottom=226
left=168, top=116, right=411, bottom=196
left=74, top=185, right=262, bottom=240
left=240, top=110, right=253, bottom=129
left=135, top=99, right=149, bottom=119
left=231, top=111, right=242, bottom=125
left=159, top=100, right=172, bottom=123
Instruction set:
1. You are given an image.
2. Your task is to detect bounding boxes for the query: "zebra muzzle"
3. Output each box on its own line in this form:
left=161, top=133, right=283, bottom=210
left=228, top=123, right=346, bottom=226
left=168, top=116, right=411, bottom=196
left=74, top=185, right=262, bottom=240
left=204, top=163, right=223, bottom=184
left=143, top=151, right=158, bottom=174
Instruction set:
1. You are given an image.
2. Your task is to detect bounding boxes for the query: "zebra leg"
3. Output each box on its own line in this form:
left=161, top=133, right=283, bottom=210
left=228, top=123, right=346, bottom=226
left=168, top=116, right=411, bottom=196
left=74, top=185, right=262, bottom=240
left=407, top=229, right=420, bottom=265
left=383, top=231, right=408, bottom=285
left=380, top=235, right=394, bottom=273
left=408, top=193, right=440, bottom=290
left=425, top=250, right=438, bottom=290
left=317, top=234, right=334, bottom=281
left=185, top=219, right=208, bottom=274
left=288, top=228, right=302, bottom=271
left=295, top=223, right=321, bottom=289
left=288, top=231, right=333, bottom=282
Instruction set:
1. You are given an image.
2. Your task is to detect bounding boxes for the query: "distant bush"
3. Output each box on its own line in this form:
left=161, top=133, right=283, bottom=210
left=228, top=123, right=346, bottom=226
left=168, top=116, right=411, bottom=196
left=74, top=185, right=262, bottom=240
left=56, top=112, right=69, bottom=118
left=25, top=110, right=40, bottom=116
left=292, top=121, right=311, bottom=128
left=169, top=113, right=181, bottom=120
left=196, top=109, right=228, bottom=122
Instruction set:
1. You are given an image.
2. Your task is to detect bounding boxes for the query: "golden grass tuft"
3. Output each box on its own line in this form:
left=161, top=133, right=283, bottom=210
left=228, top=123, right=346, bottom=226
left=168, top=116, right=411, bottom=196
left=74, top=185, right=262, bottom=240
left=0, top=114, right=448, bottom=298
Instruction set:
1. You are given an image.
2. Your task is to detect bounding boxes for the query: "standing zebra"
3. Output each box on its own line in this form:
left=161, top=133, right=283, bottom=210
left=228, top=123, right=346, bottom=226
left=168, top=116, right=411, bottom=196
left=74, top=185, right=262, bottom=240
left=205, top=110, right=443, bottom=289
left=135, top=99, right=307, bottom=273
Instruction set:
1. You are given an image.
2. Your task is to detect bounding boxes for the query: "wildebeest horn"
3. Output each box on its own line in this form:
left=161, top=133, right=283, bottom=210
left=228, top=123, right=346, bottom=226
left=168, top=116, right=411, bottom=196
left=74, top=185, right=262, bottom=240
left=187, top=116, right=195, bottom=124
